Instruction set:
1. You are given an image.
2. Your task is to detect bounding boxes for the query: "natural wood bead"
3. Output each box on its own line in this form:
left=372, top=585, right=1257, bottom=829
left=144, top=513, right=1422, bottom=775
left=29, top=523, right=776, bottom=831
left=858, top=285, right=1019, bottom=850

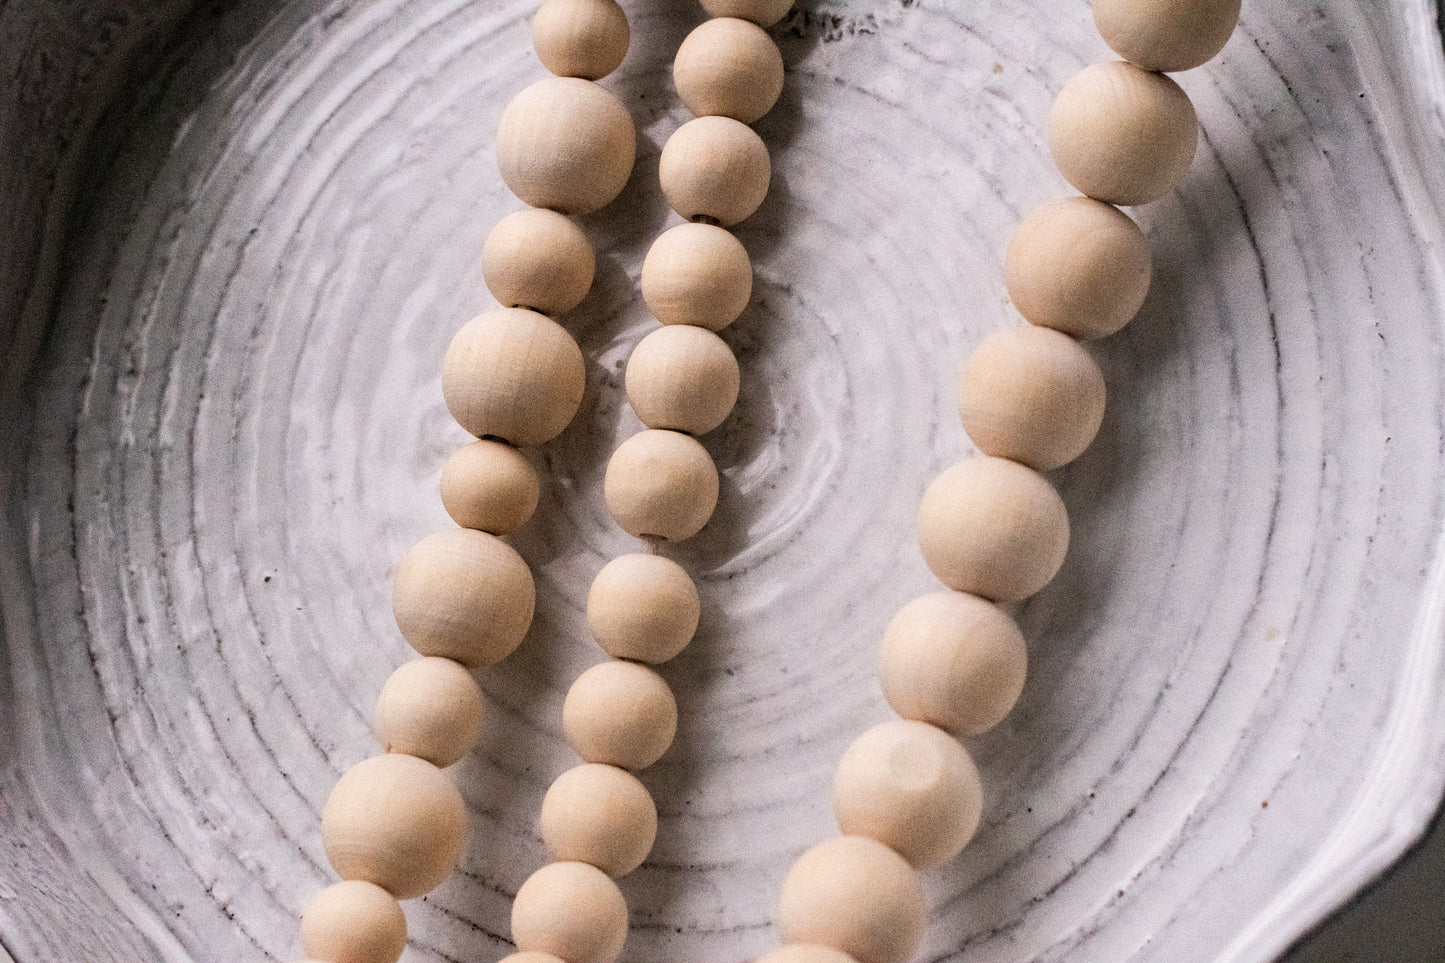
left=603, top=429, right=719, bottom=541
left=878, top=591, right=1027, bottom=737
left=299, top=881, right=406, bottom=963
left=321, top=754, right=467, bottom=900
left=496, top=77, right=635, bottom=215
left=482, top=208, right=595, bottom=315
left=641, top=222, right=752, bottom=331
left=533, top=0, right=630, bottom=80
left=439, top=439, right=540, bottom=535
left=392, top=528, right=535, bottom=668
left=958, top=324, right=1107, bottom=470
left=563, top=660, right=678, bottom=769
left=374, top=657, right=485, bottom=768
left=1049, top=60, right=1196, bottom=207
left=540, top=763, right=658, bottom=877
left=674, top=18, right=785, bottom=124
left=776, top=836, right=925, bottom=963
left=659, top=116, right=770, bottom=226
left=1005, top=196, right=1151, bottom=340
left=512, top=861, right=629, bottom=963
left=441, top=308, right=585, bottom=448
left=626, top=324, right=740, bottom=435
left=587, top=553, right=701, bottom=663
left=1094, top=0, right=1241, bottom=72
left=756, top=948, right=860, bottom=963
left=498, top=955, right=569, bottom=963
left=699, top=0, right=793, bottom=27
left=916, top=456, right=1069, bottom=602
left=832, top=720, right=983, bottom=869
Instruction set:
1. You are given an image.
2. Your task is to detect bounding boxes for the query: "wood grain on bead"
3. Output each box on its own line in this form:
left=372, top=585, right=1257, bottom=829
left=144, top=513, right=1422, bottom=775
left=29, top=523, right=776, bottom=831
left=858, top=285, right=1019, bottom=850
left=1094, top=0, right=1242, bottom=72
left=540, top=763, right=658, bottom=877
left=777, top=836, right=926, bottom=963
left=626, top=324, right=740, bottom=435
left=640, top=222, right=752, bottom=330
left=512, top=862, right=629, bottom=963
left=299, top=881, right=407, bottom=963
left=698, top=0, right=794, bottom=28
left=532, top=0, right=630, bottom=81
left=586, top=553, right=701, bottom=663
left=495, top=77, right=635, bottom=214
left=482, top=208, right=596, bottom=315
left=659, top=116, right=771, bottom=226
left=603, top=429, right=720, bottom=541
left=439, top=439, right=540, bottom=535
left=563, top=660, right=678, bottom=769
left=756, top=948, right=860, bottom=963
left=674, top=17, right=786, bottom=124
left=373, top=657, right=485, bottom=768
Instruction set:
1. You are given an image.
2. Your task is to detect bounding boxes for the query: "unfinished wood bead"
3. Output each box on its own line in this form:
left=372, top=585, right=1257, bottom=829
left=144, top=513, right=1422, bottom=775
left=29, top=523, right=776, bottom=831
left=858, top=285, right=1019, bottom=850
left=699, top=0, right=793, bottom=27
left=563, top=660, right=678, bottom=769
left=440, top=439, right=540, bottom=535
left=374, top=657, right=485, bottom=768
left=587, top=553, right=701, bottom=662
left=300, top=881, right=406, bottom=963
left=659, top=116, right=770, bottom=226
left=392, top=528, right=535, bottom=668
left=441, top=308, right=585, bottom=448
left=512, top=862, right=629, bottom=963
left=482, top=208, right=596, bottom=314
left=533, top=0, right=630, bottom=80
left=756, top=948, right=860, bottom=963
left=540, top=764, right=658, bottom=877
left=917, top=456, right=1069, bottom=602
left=777, top=836, right=925, bottom=963
left=641, top=222, right=752, bottom=330
left=1094, top=0, right=1241, bottom=72
left=626, top=324, right=740, bottom=435
left=321, top=754, right=467, bottom=900
left=832, top=720, right=983, bottom=869
left=1049, top=61, right=1197, bottom=206
left=1005, top=196, right=1151, bottom=340
left=604, top=429, right=719, bottom=540
left=496, top=77, right=636, bottom=215
left=674, top=18, right=785, bottom=124
left=498, top=956, right=569, bottom=963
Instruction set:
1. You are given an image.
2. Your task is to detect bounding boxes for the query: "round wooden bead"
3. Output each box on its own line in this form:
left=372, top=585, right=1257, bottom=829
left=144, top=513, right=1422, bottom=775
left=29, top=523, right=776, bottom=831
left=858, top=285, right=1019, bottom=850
left=498, top=955, right=570, bottom=963
left=916, top=456, right=1069, bottom=603
left=832, top=720, right=983, bottom=869
left=563, top=660, right=678, bottom=769
left=699, top=0, right=793, bottom=27
left=674, top=18, right=785, bottom=124
left=540, top=763, right=658, bottom=877
left=482, top=208, right=595, bottom=314
left=321, top=754, right=467, bottom=900
left=533, top=0, right=630, bottom=80
left=439, top=439, right=540, bottom=535
left=756, top=948, right=860, bottom=963
left=392, top=528, right=535, bottom=668
left=374, top=657, right=486, bottom=768
left=958, top=324, right=1107, bottom=470
left=586, top=553, right=701, bottom=663
left=659, top=116, right=770, bottom=226
left=777, top=836, right=925, bottom=963
left=496, top=77, right=636, bottom=215
left=1048, top=61, right=1197, bottom=207
left=441, top=308, right=585, bottom=448
left=640, top=222, right=752, bottom=330
left=512, top=861, right=629, bottom=963
left=878, top=591, right=1027, bottom=737
left=1094, top=0, right=1241, bottom=72
left=603, top=429, right=719, bottom=541
left=1005, top=196, right=1151, bottom=340
left=626, top=324, right=740, bottom=435
left=300, top=881, right=406, bottom=963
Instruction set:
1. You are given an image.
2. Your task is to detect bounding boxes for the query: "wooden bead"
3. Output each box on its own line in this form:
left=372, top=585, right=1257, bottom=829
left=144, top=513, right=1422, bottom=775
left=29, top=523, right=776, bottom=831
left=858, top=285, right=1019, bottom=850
left=674, top=18, right=785, bottom=124
left=916, top=456, right=1069, bottom=602
left=440, top=439, right=540, bottom=535
left=832, top=720, right=983, bottom=869
left=392, top=528, right=535, bottom=668
left=958, top=324, right=1106, bottom=470
left=321, top=755, right=467, bottom=900
left=496, top=77, right=636, bottom=215
left=512, top=861, right=629, bottom=963
left=603, top=429, right=719, bottom=541
left=626, top=324, right=740, bottom=435
left=374, top=657, right=485, bottom=768
left=563, top=660, right=678, bottom=769
left=1048, top=61, right=1196, bottom=207
left=441, top=308, right=585, bottom=448
left=659, top=116, right=770, bottom=226
left=756, top=948, right=860, bottom=963
left=1094, top=0, right=1241, bottom=72
left=300, top=881, right=406, bottom=963
left=1005, top=196, right=1151, bottom=340
left=482, top=208, right=596, bottom=314
left=499, top=955, right=569, bottom=963
left=540, top=763, right=658, bottom=877
left=641, top=222, right=752, bottom=331
left=878, top=591, right=1027, bottom=737
left=586, top=553, right=700, bottom=663
left=776, top=836, right=925, bottom=963
left=533, top=0, right=630, bottom=80
left=698, top=0, right=793, bottom=27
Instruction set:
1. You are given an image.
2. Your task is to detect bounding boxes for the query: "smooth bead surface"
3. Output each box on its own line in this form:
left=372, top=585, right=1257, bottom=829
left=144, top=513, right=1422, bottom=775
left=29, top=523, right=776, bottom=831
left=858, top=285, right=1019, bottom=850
left=496, top=77, right=636, bottom=214
left=756, top=948, right=860, bottom=963
left=1094, top=0, right=1241, bottom=72
left=659, top=116, right=770, bottom=226
left=777, top=836, right=925, bottom=963
left=439, top=439, right=540, bottom=535
left=586, top=553, right=701, bottom=663
left=300, top=881, right=407, bottom=963
left=482, top=208, right=596, bottom=314
left=540, top=763, right=658, bottom=877
left=604, top=429, right=719, bottom=541
left=626, top=324, right=740, bottom=435
left=374, top=657, right=485, bottom=767
left=641, top=222, right=752, bottom=330
left=533, top=0, right=630, bottom=80
left=674, top=18, right=785, bottom=124
left=698, top=0, right=793, bottom=27
left=512, top=862, right=629, bottom=963
left=563, top=660, right=678, bottom=769
left=498, top=955, right=570, bottom=963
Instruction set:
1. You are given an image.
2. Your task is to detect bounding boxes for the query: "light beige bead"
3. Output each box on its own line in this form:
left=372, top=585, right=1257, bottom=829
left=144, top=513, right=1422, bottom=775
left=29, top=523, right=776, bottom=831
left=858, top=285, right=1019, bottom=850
left=832, top=720, right=983, bottom=869
left=604, top=429, right=719, bottom=541
left=321, top=755, right=467, bottom=900
left=441, top=308, right=585, bottom=448
left=440, top=439, right=540, bottom=535
left=512, top=861, right=629, bottom=963
left=626, top=325, right=740, bottom=435
left=878, top=591, right=1027, bottom=737
left=777, top=836, right=925, bottom=963
left=659, top=116, right=770, bottom=226
left=674, top=18, right=785, bottom=124
left=392, top=528, right=535, bottom=668
left=540, top=763, right=658, bottom=877
left=699, top=0, right=793, bottom=27
left=1049, top=61, right=1196, bottom=207
left=1094, top=0, right=1241, bottom=72
left=756, top=948, right=860, bottom=963
left=916, top=457, right=1069, bottom=603
left=374, top=657, right=485, bottom=768
left=1005, top=196, right=1151, bottom=340
left=300, top=881, right=406, bottom=963
left=586, top=553, right=701, bottom=662
left=563, top=660, right=678, bottom=769
left=959, top=325, right=1107, bottom=470
left=482, top=209, right=596, bottom=315
left=641, top=222, right=752, bottom=331
left=498, top=955, right=570, bottom=963
left=496, top=77, right=636, bottom=215
left=533, top=0, right=630, bottom=80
